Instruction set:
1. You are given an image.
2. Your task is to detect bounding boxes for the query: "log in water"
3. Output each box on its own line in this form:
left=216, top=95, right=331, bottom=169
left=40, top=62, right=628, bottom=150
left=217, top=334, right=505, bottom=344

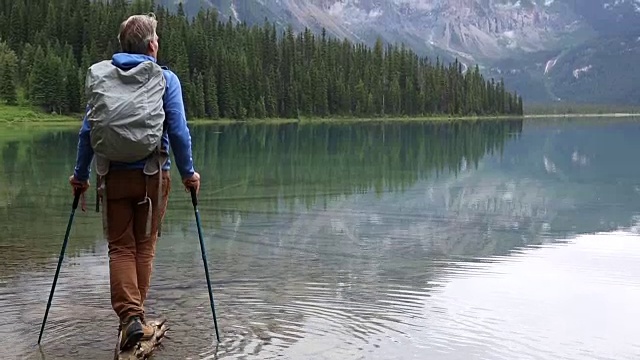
left=114, top=319, right=169, bottom=360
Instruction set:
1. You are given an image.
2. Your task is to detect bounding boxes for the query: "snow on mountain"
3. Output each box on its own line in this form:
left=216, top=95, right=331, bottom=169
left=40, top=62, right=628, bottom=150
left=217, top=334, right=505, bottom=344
left=603, top=0, right=640, bottom=12
left=282, top=0, right=589, bottom=62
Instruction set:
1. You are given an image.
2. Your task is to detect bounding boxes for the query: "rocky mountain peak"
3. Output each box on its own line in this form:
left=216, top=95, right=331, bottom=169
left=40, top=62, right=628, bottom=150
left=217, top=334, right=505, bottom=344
left=168, top=0, right=587, bottom=61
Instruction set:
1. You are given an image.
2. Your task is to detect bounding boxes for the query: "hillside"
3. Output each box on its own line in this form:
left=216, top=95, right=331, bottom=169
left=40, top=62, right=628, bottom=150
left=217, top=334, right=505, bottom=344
left=157, top=0, right=640, bottom=107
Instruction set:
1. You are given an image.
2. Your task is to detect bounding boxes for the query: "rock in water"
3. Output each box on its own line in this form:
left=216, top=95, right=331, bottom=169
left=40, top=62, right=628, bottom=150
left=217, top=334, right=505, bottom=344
left=113, top=319, right=169, bottom=360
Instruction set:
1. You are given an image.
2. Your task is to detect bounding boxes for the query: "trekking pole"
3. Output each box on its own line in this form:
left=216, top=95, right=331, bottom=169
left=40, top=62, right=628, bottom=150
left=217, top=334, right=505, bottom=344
left=38, top=188, right=82, bottom=344
left=190, top=187, right=221, bottom=342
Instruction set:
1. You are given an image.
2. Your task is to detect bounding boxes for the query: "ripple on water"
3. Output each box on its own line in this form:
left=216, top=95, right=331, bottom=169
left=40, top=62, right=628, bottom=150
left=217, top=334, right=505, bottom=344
left=3, top=225, right=640, bottom=360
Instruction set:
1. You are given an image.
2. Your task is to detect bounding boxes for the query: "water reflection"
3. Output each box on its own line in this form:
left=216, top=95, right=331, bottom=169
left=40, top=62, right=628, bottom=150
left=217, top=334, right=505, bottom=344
left=413, top=230, right=640, bottom=360
left=1, top=118, right=640, bottom=359
left=0, top=119, right=524, bottom=271
left=187, top=119, right=524, bottom=213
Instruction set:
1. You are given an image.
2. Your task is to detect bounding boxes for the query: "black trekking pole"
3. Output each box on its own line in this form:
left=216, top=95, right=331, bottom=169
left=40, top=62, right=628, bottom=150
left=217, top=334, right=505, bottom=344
left=38, top=188, right=82, bottom=345
left=190, top=187, right=221, bottom=342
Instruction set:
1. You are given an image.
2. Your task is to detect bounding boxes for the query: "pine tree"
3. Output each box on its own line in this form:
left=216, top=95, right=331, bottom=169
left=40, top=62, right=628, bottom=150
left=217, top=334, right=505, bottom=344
left=48, top=49, right=65, bottom=114
left=254, top=96, right=267, bottom=119
left=518, top=96, right=524, bottom=115
left=218, top=59, right=234, bottom=118
left=59, top=45, right=80, bottom=113
left=264, top=76, right=277, bottom=118
left=29, top=45, right=48, bottom=108
left=193, top=71, right=206, bottom=119
left=8, top=0, right=25, bottom=51
left=0, top=46, right=18, bottom=105
left=203, top=67, right=219, bottom=119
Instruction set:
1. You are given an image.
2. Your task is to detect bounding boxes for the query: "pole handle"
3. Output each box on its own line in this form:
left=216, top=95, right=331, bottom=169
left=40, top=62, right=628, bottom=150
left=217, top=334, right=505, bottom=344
left=190, top=187, right=198, bottom=207
left=72, top=188, right=81, bottom=210
left=95, top=187, right=100, bottom=213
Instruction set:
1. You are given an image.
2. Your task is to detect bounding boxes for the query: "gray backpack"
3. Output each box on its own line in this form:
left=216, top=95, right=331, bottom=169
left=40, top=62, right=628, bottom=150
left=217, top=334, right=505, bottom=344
left=85, top=59, right=166, bottom=166
left=85, top=59, right=168, bottom=238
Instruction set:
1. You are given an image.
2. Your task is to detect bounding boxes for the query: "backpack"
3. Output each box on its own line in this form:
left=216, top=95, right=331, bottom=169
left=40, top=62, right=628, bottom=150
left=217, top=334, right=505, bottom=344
left=84, top=59, right=168, bottom=238
left=85, top=59, right=167, bottom=166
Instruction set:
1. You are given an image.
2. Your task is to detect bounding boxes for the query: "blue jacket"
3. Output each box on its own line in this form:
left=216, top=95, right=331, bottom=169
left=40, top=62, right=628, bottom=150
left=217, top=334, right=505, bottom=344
left=73, top=53, right=195, bottom=181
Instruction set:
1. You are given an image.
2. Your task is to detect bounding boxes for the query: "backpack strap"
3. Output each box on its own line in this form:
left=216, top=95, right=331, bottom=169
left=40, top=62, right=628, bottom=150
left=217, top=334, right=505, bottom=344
left=144, top=69, right=169, bottom=239
left=158, top=116, right=169, bottom=237
left=155, top=70, right=169, bottom=237
left=96, top=173, right=108, bottom=240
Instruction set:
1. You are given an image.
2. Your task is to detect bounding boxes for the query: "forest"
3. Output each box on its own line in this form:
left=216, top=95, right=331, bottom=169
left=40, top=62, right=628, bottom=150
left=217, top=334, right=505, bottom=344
left=0, top=0, right=524, bottom=120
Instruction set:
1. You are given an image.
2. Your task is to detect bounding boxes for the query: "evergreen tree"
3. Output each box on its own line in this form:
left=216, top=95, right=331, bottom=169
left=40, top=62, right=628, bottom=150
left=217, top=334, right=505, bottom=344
left=0, top=45, right=18, bottom=105
left=29, top=46, right=48, bottom=108
left=8, top=0, right=25, bottom=51
left=203, top=67, right=219, bottom=119
left=255, top=96, right=267, bottom=119
left=193, top=71, right=206, bottom=119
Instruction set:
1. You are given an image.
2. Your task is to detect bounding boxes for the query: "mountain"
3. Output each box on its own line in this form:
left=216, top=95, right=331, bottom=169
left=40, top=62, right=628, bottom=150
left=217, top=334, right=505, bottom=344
left=161, top=0, right=589, bottom=61
left=158, top=0, right=640, bottom=107
left=488, top=33, right=640, bottom=106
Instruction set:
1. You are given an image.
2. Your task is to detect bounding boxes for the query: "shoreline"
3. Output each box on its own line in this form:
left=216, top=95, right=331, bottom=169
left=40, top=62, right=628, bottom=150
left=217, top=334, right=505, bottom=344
left=1, top=105, right=639, bottom=127
left=523, top=112, right=640, bottom=119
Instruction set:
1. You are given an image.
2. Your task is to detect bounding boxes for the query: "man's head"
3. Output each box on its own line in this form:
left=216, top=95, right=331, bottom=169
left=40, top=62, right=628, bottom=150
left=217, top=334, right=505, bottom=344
left=118, top=13, right=159, bottom=58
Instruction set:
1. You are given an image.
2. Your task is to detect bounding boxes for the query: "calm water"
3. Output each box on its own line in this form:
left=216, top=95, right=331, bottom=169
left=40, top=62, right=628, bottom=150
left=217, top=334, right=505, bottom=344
left=1, top=117, right=640, bottom=359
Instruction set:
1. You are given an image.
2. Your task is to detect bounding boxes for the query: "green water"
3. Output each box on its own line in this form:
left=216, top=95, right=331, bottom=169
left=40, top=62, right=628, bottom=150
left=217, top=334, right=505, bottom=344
left=1, top=118, right=640, bottom=359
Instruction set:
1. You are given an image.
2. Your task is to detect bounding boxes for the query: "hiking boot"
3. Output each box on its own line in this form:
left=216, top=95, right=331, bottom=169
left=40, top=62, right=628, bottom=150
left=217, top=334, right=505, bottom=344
left=119, top=316, right=144, bottom=351
left=140, top=319, right=155, bottom=340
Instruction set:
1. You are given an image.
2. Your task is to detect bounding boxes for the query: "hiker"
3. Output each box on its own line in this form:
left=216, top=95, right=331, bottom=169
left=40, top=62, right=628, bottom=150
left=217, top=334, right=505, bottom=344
left=68, top=13, right=200, bottom=351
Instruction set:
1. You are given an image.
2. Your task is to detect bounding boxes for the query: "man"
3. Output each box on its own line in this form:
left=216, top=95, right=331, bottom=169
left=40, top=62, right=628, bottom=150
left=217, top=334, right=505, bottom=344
left=69, top=13, right=200, bottom=351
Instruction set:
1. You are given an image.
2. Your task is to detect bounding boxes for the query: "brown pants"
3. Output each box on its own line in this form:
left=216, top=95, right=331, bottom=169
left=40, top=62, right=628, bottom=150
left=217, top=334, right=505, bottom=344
left=102, top=169, right=171, bottom=323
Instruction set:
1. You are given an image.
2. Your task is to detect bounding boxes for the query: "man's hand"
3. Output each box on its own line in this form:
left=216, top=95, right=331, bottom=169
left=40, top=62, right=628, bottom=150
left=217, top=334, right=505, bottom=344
left=69, top=175, right=90, bottom=195
left=183, top=172, right=201, bottom=194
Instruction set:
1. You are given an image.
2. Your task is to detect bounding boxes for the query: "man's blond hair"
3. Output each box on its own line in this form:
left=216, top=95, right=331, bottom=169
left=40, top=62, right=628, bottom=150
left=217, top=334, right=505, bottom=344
left=118, top=13, right=158, bottom=55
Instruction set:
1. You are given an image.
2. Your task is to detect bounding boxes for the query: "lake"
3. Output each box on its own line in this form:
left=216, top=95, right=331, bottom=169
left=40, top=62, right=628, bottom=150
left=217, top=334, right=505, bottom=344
left=1, top=117, right=640, bottom=359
